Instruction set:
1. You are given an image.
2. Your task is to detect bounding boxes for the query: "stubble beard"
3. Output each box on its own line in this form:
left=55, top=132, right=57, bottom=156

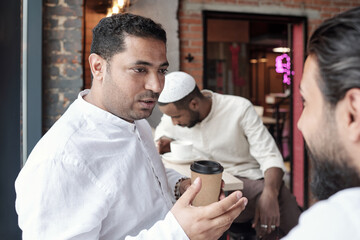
left=306, top=115, right=360, bottom=200
left=187, top=109, right=200, bottom=128
left=132, top=90, right=160, bottom=120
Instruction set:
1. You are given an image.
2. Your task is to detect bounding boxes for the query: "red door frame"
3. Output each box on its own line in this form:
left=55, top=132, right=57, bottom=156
left=292, top=22, right=306, bottom=207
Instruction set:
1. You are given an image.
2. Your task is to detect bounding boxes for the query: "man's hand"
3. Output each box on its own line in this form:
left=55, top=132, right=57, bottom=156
left=252, top=189, right=280, bottom=237
left=252, top=167, right=283, bottom=237
left=171, top=177, right=248, bottom=240
left=156, top=137, right=172, bottom=154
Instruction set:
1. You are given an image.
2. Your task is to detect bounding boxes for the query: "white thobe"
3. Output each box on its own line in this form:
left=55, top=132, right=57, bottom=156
left=15, top=90, right=188, bottom=240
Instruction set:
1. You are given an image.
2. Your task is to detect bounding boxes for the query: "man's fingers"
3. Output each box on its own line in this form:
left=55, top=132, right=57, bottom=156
left=182, top=179, right=192, bottom=192
left=205, top=191, right=246, bottom=218
left=156, top=139, right=165, bottom=153
left=177, top=177, right=201, bottom=206
left=276, top=216, right=280, bottom=227
left=209, top=196, right=248, bottom=230
left=252, top=208, right=260, bottom=228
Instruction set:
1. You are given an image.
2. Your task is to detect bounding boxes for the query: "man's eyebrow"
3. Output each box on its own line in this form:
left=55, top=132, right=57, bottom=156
left=134, top=60, right=169, bottom=67
left=160, top=61, right=169, bottom=67
left=134, top=60, right=151, bottom=66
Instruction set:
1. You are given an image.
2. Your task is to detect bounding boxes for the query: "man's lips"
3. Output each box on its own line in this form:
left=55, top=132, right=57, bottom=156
left=139, top=99, right=157, bottom=109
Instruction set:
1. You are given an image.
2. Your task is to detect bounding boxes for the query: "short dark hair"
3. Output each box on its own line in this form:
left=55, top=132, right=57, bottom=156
left=308, top=7, right=360, bottom=107
left=158, top=86, right=205, bottom=110
left=91, top=13, right=167, bottom=62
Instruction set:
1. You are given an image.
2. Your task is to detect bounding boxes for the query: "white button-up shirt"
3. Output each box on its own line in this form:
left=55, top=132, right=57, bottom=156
left=15, top=90, right=188, bottom=240
left=155, top=90, right=285, bottom=180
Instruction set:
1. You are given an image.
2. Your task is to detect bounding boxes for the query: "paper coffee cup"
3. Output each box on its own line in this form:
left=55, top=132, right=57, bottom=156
left=190, top=160, right=224, bottom=206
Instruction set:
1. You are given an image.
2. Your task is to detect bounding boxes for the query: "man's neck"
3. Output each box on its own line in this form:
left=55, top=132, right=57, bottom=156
left=199, top=93, right=212, bottom=121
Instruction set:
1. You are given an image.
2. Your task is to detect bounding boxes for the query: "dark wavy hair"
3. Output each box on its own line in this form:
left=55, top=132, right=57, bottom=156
left=90, top=13, right=167, bottom=62
left=308, top=7, right=360, bottom=107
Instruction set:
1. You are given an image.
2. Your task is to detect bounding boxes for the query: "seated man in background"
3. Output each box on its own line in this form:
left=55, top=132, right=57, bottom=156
left=154, top=71, right=301, bottom=239
left=283, top=6, right=360, bottom=239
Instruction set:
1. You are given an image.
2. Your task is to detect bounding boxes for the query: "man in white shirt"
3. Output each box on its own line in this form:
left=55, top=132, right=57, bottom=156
left=154, top=71, right=301, bottom=239
left=282, top=7, right=360, bottom=239
left=15, top=13, right=247, bottom=240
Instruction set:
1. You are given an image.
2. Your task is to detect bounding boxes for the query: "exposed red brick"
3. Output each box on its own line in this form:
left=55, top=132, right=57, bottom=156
left=180, top=32, right=203, bottom=40
left=181, top=18, right=203, bottom=25
left=190, top=40, right=204, bottom=47
left=43, top=0, right=83, bottom=132
left=215, top=0, right=237, bottom=3
left=190, top=25, right=203, bottom=32
left=312, top=0, right=331, bottom=5
left=181, top=47, right=202, bottom=54
left=180, top=24, right=190, bottom=32
left=260, top=2, right=281, bottom=7
left=283, top=3, right=302, bottom=8
left=236, top=0, right=260, bottom=6
left=306, top=5, right=322, bottom=11
left=322, top=6, right=341, bottom=12
left=320, top=12, right=333, bottom=19
left=181, top=40, right=191, bottom=47
left=182, top=61, right=203, bottom=69
left=333, top=1, right=352, bottom=7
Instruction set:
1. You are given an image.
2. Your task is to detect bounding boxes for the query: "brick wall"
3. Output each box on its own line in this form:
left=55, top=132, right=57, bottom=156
left=83, top=8, right=107, bottom=90
left=178, top=0, right=359, bottom=87
left=43, top=0, right=83, bottom=132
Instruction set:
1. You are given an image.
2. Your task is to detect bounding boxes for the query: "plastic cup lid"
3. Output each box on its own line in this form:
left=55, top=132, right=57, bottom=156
left=190, top=160, right=224, bottom=174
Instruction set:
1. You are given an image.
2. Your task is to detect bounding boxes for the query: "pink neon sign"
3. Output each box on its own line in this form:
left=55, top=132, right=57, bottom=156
left=275, top=53, right=294, bottom=85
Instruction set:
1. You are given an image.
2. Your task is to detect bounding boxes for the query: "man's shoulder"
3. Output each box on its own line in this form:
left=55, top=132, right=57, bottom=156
left=211, top=91, right=251, bottom=105
left=286, top=188, right=360, bottom=239
left=302, top=188, right=360, bottom=220
left=328, top=187, right=360, bottom=207
left=208, top=91, right=252, bottom=117
left=28, top=105, right=87, bottom=161
left=29, top=98, right=117, bottom=162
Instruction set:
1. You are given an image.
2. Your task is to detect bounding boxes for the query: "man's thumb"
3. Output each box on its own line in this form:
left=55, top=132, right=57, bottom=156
left=177, top=177, right=202, bottom=206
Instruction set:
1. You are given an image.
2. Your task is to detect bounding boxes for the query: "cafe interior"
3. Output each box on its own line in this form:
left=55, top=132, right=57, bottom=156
left=2, top=0, right=358, bottom=238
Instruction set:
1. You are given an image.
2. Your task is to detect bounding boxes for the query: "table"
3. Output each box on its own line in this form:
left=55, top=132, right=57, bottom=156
left=162, top=159, right=243, bottom=192
left=262, top=116, right=277, bottom=125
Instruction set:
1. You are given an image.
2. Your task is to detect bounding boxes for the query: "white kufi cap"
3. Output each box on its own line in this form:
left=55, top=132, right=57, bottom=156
left=158, top=71, right=196, bottom=103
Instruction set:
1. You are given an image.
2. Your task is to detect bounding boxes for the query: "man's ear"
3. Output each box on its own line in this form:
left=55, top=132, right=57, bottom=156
left=188, top=98, right=199, bottom=111
left=88, top=53, right=106, bottom=82
left=345, top=89, right=360, bottom=142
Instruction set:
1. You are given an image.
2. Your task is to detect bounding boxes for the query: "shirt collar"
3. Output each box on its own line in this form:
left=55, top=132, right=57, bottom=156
left=76, top=89, right=136, bottom=130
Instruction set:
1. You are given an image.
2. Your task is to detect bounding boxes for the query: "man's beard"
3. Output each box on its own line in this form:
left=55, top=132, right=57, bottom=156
left=187, top=109, right=200, bottom=128
left=306, top=142, right=360, bottom=201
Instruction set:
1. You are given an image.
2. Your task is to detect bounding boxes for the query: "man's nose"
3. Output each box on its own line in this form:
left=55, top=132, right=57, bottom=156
left=145, top=72, right=163, bottom=93
left=171, top=118, right=179, bottom=126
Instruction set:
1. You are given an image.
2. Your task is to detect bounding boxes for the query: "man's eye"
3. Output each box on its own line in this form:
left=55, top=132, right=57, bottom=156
left=159, top=69, right=168, bottom=75
left=133, top=68, right=146, bottom=73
